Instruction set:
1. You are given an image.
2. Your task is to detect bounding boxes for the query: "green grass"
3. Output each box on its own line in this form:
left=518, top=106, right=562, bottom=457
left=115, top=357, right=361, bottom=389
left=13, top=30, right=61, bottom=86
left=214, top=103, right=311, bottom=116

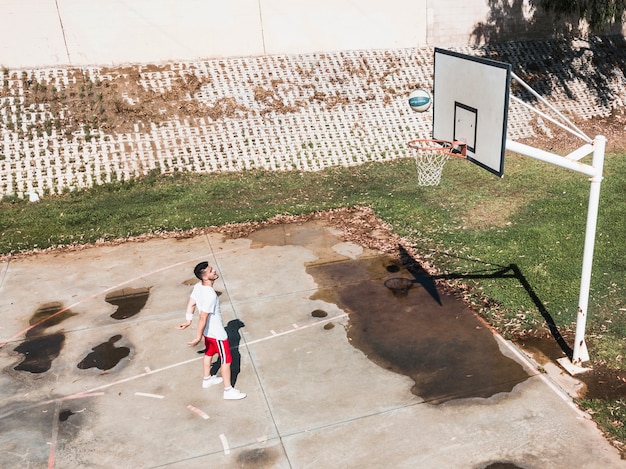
left=577, top=398, right=626, bottom=449
left=2, top=152, right=625, bottom=452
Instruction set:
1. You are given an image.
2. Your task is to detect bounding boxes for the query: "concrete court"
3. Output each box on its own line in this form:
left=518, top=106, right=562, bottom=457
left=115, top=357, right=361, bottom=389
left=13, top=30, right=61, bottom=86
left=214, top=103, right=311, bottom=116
left=0, top=219, right=624, bottom=468
left=0, top=1, right=624, bottom=468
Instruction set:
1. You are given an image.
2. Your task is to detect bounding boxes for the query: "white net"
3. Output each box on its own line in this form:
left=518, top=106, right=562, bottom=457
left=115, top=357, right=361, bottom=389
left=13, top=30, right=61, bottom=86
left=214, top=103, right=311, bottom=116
left=413, top=148, right=450, bottom=186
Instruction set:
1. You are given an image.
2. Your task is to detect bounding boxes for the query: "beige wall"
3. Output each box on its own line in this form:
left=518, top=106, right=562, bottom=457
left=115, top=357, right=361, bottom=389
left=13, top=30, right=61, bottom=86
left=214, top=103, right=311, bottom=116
left=424, top=0, right=624, bottom=47
left=426, top=0, right=490, bottom=45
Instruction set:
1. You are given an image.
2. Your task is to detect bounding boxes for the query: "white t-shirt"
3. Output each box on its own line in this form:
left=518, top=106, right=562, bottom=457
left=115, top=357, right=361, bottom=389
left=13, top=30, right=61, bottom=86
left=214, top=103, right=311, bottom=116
left=190, top=283, right=227, bottom=340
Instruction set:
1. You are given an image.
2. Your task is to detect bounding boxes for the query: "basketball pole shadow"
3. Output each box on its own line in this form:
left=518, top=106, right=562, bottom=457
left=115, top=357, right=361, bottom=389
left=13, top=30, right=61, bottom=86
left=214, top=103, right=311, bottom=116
left=399, top=245, right=573, bottom=359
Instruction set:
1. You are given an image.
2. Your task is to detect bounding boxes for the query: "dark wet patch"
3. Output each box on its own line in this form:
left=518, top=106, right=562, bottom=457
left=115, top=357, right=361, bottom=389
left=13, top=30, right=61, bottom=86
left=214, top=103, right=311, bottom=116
left=309, top=254, right=530, bottom=404
left=384, top=277, right=414, bottom=297
left=513, top=335, right=569, bottom=365
left=480, top=463, right=525, bottom=469
left=311, top=309, right=328, bottom=318
left=77, top=334, right=131, bottom=370
left=514, top=335, right=626, bottom=399
left=248, top=220, right=346, bottom=261
left=579, top=365, right=626, bottom=399
left=248, top=223, right=326, bottom=249
left=105, top=287, right=151, bottom=319
left=59, top=409, right=74, bottom=421
left=324, top=322, right=335, bottom=330
left=236, top=448, right=276, bottom=468
left=14, top=333, right=65, bottom=373
left=13, top=302, right=76, bottom=373
left=28, top=302, right=77, bottom=330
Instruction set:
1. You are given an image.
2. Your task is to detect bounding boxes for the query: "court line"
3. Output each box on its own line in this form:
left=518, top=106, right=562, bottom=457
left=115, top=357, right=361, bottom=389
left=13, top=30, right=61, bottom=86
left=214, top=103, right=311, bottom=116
left=28, top=392, right=105, bottom=411
left=219, top=434, right=230, bottom=455
left=244, top=314, right=347, bottom=347
left=187, top=404, right=210, bottom=420
left=135, top=392, right=164, bottom=399
left=47, top=400, right=61, bottom=469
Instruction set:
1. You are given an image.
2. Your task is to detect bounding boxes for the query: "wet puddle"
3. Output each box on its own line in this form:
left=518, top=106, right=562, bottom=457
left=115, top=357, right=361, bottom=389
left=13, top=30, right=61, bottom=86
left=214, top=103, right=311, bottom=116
left=309, top=254, right=530, bottom=404
left=311, top=309, right=328, bottom=318
left=13, top=302, right=76, bottom=373
left=514, top=335, right=626, bottom=399
left=236, top=447, right=277, bottom=468
left=59, top=409, right=74, bottom=421
left=14, top=333, right=66, bottom=374
left=13, top=292, right=141, bottom=374
left=77, top=334, right=131, bottom=371
left=105, top=287, right=151, bottom=320
left=482, top=463, right=524, bottom=469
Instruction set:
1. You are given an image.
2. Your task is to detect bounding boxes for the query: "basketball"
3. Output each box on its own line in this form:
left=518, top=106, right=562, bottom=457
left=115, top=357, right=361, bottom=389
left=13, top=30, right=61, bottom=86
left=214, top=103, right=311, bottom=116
left=408, top=89, right=432, bottom=112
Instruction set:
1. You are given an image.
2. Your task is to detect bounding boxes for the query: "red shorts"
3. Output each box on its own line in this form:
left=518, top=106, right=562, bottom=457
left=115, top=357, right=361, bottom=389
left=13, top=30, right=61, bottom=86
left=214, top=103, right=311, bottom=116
left=203, top=337, right=232, bottom=364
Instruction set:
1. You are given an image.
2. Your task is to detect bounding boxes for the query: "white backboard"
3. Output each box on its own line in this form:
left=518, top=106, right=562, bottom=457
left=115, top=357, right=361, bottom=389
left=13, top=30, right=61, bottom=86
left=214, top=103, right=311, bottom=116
left=433, top=48, right=511, bottom=177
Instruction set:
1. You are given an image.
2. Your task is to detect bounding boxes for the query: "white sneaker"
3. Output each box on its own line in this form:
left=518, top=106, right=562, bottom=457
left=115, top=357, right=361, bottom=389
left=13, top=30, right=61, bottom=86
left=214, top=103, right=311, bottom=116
left=202, top=375, right=223, bottom=388
left=223, top=387, right=246, bottom=400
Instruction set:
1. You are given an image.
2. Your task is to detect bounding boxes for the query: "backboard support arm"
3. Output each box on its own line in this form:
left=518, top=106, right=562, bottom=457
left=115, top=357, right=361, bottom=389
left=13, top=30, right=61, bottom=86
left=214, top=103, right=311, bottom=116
left=506, top=135, right=606, bottom=371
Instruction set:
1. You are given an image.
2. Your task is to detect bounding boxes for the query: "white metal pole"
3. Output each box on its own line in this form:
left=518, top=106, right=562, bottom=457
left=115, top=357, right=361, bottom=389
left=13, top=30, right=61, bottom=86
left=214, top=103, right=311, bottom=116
left=572, top=135, right=606, bottom=366
left=505, top=140, right=597, bottom=177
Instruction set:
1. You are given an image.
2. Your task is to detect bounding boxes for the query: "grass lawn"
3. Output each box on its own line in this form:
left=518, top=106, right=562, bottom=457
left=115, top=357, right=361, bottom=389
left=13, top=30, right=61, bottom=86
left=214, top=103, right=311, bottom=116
left=1, top=152, right=625, bottom=454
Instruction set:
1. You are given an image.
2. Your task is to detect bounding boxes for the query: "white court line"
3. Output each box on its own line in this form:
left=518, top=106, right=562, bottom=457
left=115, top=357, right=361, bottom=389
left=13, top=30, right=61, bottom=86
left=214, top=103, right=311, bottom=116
left=47, top=400, right=61, bottom=469
left=187, top=405, right=210, bottom=420
left=134, top=392, right=164, bottom=399
left=248, top=314, right=347, bottom=347
left=219, top=433, right=230, bottom=455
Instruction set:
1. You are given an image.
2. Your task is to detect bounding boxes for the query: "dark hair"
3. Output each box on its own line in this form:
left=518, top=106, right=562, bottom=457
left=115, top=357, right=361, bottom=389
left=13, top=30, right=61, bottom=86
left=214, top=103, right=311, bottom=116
left=193, top=261, right=209, bottom=280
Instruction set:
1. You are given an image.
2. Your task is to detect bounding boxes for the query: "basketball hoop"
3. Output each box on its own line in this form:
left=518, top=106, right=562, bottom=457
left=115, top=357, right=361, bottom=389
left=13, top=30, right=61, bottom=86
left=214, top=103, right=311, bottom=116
left=407, top=139, right=466, bottom=186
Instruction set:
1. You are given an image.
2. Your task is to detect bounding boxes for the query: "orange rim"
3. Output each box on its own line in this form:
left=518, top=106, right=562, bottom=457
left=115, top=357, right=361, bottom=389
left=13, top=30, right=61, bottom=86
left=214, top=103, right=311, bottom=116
left=407, top=139, right=467, bottom=157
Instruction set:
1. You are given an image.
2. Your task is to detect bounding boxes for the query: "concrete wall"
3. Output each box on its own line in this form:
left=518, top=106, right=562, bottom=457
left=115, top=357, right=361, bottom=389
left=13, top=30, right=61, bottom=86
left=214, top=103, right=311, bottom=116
left=426, top=0, right=491, bottom=45
left=425, top=0, right=624, bottom=47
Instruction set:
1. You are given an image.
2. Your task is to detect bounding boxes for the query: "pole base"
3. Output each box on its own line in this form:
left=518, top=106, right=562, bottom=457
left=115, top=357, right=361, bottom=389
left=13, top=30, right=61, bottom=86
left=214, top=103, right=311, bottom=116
left=557, top=357, right=592, bottom=376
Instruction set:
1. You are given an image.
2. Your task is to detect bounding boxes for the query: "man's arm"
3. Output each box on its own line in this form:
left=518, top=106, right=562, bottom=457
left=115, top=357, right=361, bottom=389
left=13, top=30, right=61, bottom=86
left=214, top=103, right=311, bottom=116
left=177, top=297, right=197, bottom=330
left=188, top=312, right=208, bottom=347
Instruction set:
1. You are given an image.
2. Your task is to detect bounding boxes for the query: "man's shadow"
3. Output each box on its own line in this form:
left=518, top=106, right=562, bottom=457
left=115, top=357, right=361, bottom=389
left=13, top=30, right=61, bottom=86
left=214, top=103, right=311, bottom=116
left=201, top=319, right=246, bottom=385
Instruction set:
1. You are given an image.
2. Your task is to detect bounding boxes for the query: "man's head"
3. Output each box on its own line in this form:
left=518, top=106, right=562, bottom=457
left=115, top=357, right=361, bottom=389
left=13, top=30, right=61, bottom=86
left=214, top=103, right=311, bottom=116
left=194, top=261, right=209, bottom=280
left=193, top=261, right=219, bottom=282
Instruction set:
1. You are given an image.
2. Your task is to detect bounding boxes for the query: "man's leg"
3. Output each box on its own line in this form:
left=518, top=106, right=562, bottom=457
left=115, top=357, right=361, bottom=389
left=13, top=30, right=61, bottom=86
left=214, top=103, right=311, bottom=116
left=203, top=353, right=213, bottom=378
left=202, top=340, right=222, bottom=388
left=220, top=361, right=232, bottom=388
left=216, top=338, right=245, bottom=399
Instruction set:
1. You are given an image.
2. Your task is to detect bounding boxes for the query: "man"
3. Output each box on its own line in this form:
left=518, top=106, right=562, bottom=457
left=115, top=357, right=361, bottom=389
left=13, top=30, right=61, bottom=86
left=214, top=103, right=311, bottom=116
left=178, top=261, right=246, bottom=400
